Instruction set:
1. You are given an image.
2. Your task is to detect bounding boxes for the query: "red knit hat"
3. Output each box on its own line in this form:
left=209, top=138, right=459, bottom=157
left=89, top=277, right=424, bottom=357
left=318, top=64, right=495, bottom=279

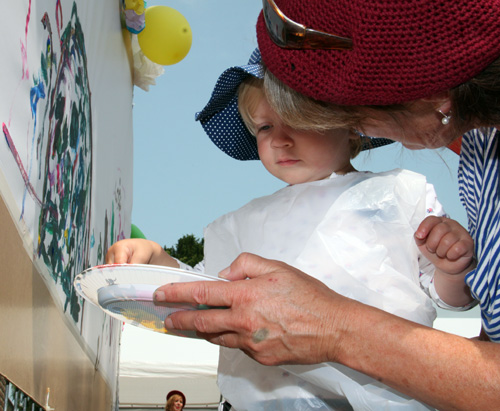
left=257, top=0, right=500, bottom=105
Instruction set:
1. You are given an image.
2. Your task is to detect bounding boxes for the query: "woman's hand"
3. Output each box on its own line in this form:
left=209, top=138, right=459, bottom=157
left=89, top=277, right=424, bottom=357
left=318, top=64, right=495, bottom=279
left=154, top=253, right=500, bottom=411
left=154, top=252, right=354, bottom=365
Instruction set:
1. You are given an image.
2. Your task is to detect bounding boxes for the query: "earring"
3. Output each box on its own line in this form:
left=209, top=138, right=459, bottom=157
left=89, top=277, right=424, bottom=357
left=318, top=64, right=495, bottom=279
left=438, top=110, right=452, bottom=125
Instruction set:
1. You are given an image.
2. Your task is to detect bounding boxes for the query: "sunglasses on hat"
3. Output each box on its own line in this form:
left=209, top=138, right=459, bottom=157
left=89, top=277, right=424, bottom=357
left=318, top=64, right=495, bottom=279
left=262, top=0, right=353, bottom=50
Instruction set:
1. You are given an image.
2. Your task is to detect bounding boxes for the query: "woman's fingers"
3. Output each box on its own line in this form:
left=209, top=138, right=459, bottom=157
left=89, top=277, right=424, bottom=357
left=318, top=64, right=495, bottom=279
left=155, top=279, right=235, bottom=308
left=219, top=252, right=287, bottom=280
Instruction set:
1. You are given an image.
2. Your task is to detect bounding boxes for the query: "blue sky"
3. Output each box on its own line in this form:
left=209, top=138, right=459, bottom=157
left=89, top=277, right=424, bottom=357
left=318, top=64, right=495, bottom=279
left=131, top=0, right=467, bottom=249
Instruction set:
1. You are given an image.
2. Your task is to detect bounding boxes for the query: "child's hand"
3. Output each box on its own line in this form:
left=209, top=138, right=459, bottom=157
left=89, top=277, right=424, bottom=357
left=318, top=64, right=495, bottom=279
left=105, top=238, right=174, bottom=266
left=414, top=216, right=475, bottom=276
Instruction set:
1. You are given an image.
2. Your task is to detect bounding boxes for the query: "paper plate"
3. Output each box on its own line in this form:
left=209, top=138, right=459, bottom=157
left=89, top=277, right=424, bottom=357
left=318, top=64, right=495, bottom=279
left=74, top=264, right=224, bottom=337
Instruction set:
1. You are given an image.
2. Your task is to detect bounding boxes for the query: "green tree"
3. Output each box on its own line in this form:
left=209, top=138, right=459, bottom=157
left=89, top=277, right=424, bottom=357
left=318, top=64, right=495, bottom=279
left=164, top=234, right=204, bottom=268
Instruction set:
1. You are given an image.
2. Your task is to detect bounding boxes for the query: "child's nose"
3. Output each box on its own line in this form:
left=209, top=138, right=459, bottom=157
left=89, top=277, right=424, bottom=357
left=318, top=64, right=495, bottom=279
left=270, top=130, right=293, bottom=148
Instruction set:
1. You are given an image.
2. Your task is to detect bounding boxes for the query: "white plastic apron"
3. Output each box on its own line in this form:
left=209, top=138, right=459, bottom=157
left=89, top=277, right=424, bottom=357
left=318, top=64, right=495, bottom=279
left=204, top=169, right=436, bottom=410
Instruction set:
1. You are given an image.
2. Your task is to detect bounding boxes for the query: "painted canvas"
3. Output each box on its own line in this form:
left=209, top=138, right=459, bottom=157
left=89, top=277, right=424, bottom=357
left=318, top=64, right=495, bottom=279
left=0, top=0, right=134, bottom=398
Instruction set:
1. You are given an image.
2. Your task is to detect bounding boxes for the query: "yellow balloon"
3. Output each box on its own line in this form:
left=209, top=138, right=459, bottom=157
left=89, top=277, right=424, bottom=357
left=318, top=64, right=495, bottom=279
left=138, top=6, right=192, bottom=65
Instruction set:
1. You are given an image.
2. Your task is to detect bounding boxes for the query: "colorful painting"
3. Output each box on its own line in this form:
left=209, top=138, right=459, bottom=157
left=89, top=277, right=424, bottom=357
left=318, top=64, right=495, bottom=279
left=3, top=0, right=128, bottom=320
left=0, top=0, right=134, bottom=393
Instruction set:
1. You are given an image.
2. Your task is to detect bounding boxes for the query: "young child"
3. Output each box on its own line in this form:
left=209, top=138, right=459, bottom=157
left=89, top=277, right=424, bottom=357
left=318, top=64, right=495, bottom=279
left=165, top=390, right=185, bottom=411
left=107, top=49, right=476, bottom=410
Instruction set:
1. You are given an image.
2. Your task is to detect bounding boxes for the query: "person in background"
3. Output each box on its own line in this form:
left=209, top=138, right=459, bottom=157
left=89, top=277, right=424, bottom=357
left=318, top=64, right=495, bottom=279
left=165, top=390, right=185, bottom=411
left=151, top=1, right=500, bottom=410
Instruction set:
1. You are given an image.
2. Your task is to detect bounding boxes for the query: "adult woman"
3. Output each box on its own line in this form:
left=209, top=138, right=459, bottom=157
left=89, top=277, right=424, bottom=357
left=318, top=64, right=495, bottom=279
left=154, top=1, right=500, bottom=410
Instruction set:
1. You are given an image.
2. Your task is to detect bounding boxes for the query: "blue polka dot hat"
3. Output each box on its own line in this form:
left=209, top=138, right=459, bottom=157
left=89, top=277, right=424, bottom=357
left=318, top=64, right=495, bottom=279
left=195, top=48, right=393, bottom=161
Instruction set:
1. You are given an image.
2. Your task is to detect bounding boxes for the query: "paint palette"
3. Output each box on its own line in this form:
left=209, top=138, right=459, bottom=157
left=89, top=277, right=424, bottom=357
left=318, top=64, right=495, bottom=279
left=74, top=264, right=225, bottom=337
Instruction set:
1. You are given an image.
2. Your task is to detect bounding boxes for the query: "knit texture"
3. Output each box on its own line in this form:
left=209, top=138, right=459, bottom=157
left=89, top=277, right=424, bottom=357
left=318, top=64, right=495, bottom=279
left=257, top=0, right=500, bottom=105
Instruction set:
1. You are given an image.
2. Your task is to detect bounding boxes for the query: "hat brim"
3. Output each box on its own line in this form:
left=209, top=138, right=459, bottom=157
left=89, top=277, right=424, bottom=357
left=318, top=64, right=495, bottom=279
left=196, top=48, right=393, bottom=161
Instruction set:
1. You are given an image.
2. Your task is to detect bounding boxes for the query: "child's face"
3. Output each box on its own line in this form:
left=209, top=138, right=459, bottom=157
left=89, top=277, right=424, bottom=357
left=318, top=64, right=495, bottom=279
left=252, top=96, right=354, bottom=185
left=172, top=397, right=183, bottom=411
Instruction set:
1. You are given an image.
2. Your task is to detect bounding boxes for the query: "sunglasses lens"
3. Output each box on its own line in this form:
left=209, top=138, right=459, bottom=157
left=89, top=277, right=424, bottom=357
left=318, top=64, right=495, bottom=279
left=262, top=0, right=288, bottom=47
left=262, top=0, right=352, bottom=50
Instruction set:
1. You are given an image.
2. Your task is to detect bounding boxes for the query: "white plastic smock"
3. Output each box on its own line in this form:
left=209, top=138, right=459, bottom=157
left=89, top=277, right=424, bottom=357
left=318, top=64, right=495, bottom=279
left=204, top=169, right=437, bottom=411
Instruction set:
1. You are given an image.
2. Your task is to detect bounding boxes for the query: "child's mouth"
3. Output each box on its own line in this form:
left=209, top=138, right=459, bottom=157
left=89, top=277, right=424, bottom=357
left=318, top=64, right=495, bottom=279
left=277, top=159, right=299, bottom=166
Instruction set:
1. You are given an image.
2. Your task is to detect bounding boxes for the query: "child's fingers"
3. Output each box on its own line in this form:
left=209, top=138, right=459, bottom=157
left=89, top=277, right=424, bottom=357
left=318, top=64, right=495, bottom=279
left=429, top=220, right=474, bottom=260
left=105, top=244, right=131, bottom=264
left=420, top=220, right=453, bottom=253
left=105, top=239, right=154, bottom=264
left=437, top=236, right=474, bottom=261
left=415, top=215, right=444, bottom=240
left=434, top=232, right=461, bottom=259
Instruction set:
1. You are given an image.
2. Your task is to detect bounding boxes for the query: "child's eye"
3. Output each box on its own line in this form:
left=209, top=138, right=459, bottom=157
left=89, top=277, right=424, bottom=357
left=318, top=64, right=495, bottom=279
left=257, top=124, right=272, bottom=133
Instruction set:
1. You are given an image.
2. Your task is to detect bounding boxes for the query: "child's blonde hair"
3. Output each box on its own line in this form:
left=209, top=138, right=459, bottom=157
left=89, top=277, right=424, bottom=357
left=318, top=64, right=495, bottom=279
left=237, top=76, right=265, bottom=137
left=238, top=72, right=363, bottom=159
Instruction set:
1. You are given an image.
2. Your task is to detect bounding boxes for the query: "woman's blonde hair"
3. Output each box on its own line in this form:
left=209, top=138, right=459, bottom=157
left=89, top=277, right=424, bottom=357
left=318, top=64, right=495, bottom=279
left=238, top=71, right=363, bottom=158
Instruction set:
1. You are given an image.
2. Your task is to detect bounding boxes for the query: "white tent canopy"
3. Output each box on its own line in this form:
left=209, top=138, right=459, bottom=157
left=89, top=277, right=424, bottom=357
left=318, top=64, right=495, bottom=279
left=119, top=324, right=220, bottom=409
